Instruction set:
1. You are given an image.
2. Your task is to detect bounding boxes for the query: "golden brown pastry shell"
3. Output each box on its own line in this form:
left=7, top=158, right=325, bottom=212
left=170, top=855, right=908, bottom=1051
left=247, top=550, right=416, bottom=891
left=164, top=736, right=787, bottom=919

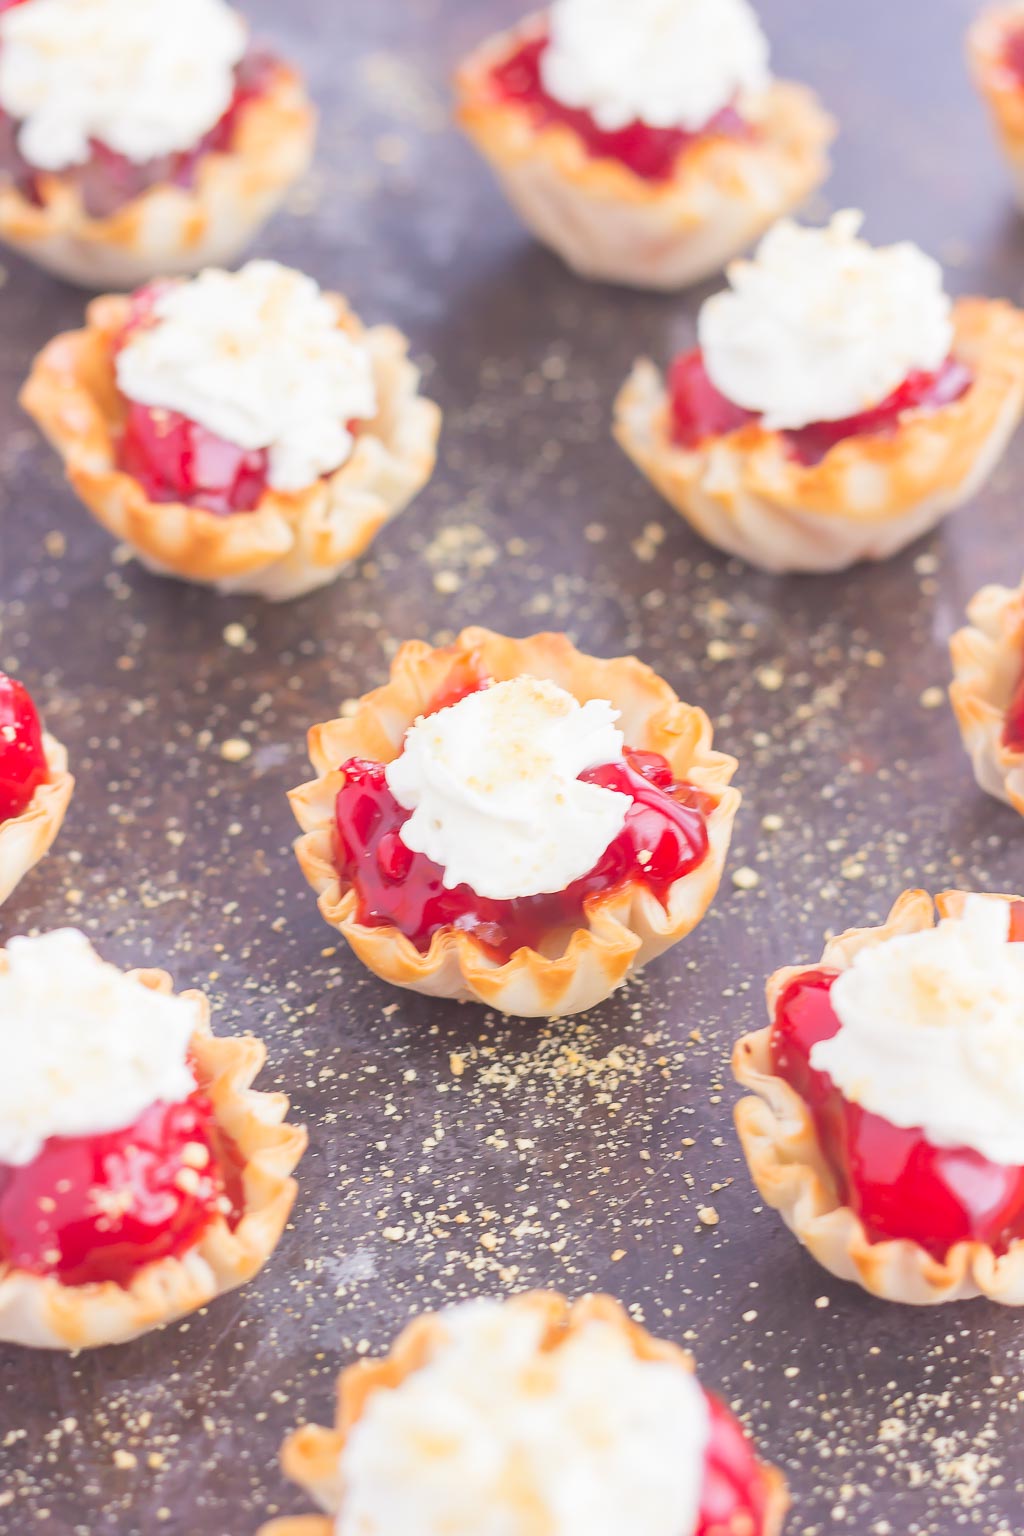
left=0, top=966, right=306, bottom=1349
left=289, top=627, right=740, bottom=1019
left=455, top=13, right=833, bottom=291
left=0, top=63, right=316, bottom=289
left=614, top=297, right=1024, bottom=573
left=20, top=289, right=441, bottom=601
left=950, top=575, right=1024, bottom=814
left=258, top=1290, right=788, bottom=1536
left=969, top=4, right=1024, bottom=208
left=0, top=732, right=73, bottom=906
left=733, top=889, right=1024, bottom=1305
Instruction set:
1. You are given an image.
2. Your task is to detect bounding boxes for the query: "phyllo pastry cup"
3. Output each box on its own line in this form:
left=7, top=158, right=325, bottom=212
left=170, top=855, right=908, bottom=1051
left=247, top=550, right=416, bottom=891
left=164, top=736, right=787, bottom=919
left=455, top=12, right=834, bottom=292
left=0, top=61, right=315, bottom=290
left=950, top=574, right=1024, bottom=815
left=0, top=965, right=306, bottom=1349
left=968, top=3, right=1024, bottom=210
left=614, top=298, right=1024, bottom=573
left=289, top=627, right=739, bottom=1019
left=733, top=889, right=1024, bottom=1305
left=20, top=290, right=441, bottom=602
left=0, top=732, right=73, bottom=907
left=258, top=1290, right=789, bottom=1536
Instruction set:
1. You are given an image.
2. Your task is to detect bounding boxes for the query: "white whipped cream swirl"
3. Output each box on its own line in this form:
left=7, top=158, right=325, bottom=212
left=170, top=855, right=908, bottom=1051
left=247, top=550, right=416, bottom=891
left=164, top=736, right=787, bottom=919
left=0, top=0, right=248, bottom=173
left=336, top=1298, right=710, bottom=1536
left=385, top=677, right=630, bottom=902
left=0, top=929, right=199, bottom=1168
left=541, top=0, right=771, bottom=134
left=116, top=262, right=378, bottom=494
left=812, top=897, right=1024, bottom=1166
left=699, top=211, right=954, bottom=431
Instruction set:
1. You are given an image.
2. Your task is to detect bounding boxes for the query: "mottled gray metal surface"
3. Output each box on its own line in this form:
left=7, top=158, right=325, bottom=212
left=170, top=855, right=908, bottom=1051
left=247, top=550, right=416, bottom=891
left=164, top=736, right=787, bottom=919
left=1, top=0, right=1022, bottom=1531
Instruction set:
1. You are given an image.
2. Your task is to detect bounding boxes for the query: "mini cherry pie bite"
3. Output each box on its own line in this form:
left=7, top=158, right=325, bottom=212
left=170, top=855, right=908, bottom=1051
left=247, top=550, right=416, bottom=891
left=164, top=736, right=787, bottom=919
left=0, top=0, right=316, bottom=288
left=950, top=572, right=1024, bottom=815
left=614, top=210, right=1024, bottom=572
left=0, top=929, right=306, bottom=1349
left=968, top=3, right=1024, bottom=210
left=0, top=670, right=72, bottom=907
left=259, top=1291, right=788, bottom=1536
left=289, top=627, right=739, bottom=1019
left=733, top=890, right=1024, bottom=1305
left=20, top=261, right=442, bottom=601
left=455, top=0, right=833, bottom=291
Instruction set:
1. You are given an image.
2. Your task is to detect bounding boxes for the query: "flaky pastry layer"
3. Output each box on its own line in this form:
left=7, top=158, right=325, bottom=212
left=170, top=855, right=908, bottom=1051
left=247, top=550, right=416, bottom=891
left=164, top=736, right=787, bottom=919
left=733, top=889, right=1024, bottom=1304
left=0, top=967, right=306, bottom=1349
left=290, top=627, right=739, bottom=1018
left=455, top=12, right=833, bottom=290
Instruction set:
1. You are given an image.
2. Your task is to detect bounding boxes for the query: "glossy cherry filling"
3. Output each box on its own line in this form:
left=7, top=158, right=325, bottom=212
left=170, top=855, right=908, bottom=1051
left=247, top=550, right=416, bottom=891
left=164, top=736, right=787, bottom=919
left=1002, top=652, right=1024, bottom=752
left=0, top=46, right=280, bottom=218
left=112, top=279, right=271, bottom=515
left=0, top=1089, right=242, bottom=1287
left=668, top=347, right=973, bottom=467
left=770, top=906, right=1024, bottom=1261
left=490, top=33, right=747, bottom=183
left=1003, top=25, right=1024, bottom=86
left=0, top=670, right=48, bottom=824
left=333, top=675, right=714, bottom=964
left=697, top=1389, right=775, bottom=1535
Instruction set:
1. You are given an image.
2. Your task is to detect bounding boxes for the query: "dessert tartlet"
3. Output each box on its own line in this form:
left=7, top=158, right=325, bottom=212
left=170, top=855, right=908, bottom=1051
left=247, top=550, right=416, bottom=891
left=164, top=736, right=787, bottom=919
left=0, top=929, right=306, bottom=1348
left=615, top=210, right=1024, bottom=572
left=968, top=3, right=1024, bottom=209
left=455, top=0, right=833, bottom=290
left=21, top=260, right=442, bottom=601
left=259, top=1291, right=788, bottom=1536
left=950, top=574, right=1024, bottom=815
left=0, top=670, right=73, bottom=906
left=734, top=890, right=1024, bottom=1304
left=0, top=0, right=316, bottom=288
left=289, top=627, right=739, bottom=1018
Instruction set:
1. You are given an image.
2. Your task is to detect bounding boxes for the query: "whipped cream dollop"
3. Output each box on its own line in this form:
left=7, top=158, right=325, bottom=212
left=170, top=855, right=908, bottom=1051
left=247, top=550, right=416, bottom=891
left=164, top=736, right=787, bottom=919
left=0, top=929, right=198, bottom=1168
left=385, top=677, right=631, bottom=902
left=0, top=0, right=247, bottom=173
left=812, top=897, right=1024, bottom=1166
left=541, top=0, right=770, bottom=134
left=116, top=262, right=378, bottom=494
left=336, top=1299, right=710, bottom=1536
left=698, top=211, right=954, bottom=431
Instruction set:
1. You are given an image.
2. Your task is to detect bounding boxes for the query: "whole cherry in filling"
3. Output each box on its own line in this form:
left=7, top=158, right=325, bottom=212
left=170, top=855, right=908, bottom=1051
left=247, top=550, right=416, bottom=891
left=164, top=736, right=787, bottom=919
left=1002, top=651, right=1024, bottom=752
left=1003, top=25, right=1024, bottom=87
left=770, top=901, right=1024, bottom=1261
left=0, top=671, right=47, bottom=824
left=490, top=33, right=747, bottom=183
left=333, top=674, right=714, bottom=963
left=668, top=347, right=973, bottom=467
left=114, top=282, right=271, bottom=516
left=697, top=1389, right=775, bottom=1535
left=0, top=1089, right=241, bottom=1287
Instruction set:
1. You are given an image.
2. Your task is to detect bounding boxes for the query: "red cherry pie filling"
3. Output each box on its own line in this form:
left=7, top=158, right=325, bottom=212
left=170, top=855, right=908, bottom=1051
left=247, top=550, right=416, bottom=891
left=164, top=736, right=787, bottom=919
left=0, top=34, right=281, bottom=219
left=1002, top=23, right=1024, bottom=86
left=0, top=670, right=48, bottom=825
left=489, top=31, right=748, bottom=183
left=111, top=281, right=367, bottom=517
left=770, top=899, right=1024, bottom=1262
left=0, top=1084, right=243, bottom=1287
left=333, top=674, right=715, bottom=963
left=1002, top=652, right=1024, bottom=751
left=112, top=280, right=272, bottom=516
left=668, top=347, right=974, bottom=467
left=697, top=1389, right=776, bottom=1535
